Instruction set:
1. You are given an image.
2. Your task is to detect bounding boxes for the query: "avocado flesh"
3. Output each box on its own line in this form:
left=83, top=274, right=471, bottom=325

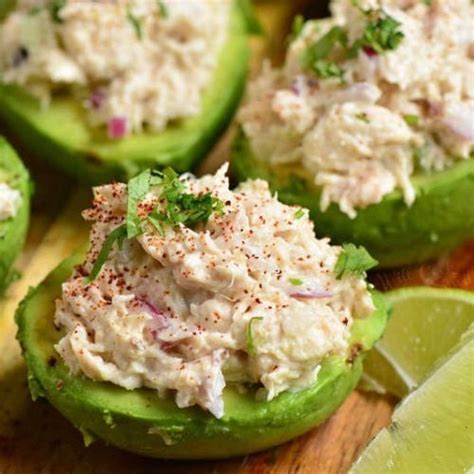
left=16, top=252, right=389, bottom=459
left=232, top=133, right=474, bottom=269
left=0, top=3, right=250, bottom=184
left=0, top=136, right=30, bottom=291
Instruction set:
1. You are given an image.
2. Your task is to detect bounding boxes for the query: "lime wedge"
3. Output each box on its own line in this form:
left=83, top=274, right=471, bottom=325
left=363, top=287, right=474, bottom=398
left=351, top=328, right=474, bottom=473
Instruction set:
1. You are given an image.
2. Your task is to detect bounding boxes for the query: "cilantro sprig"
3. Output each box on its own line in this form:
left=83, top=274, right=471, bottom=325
left=87, top=167, right=224, bottom=282
left=334, top=243, right=378, bottom=279
left=147, top=168, right=224, bottom=233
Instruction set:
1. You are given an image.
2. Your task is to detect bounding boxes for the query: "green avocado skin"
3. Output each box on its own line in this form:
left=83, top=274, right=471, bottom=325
left=232, top=133, right=474, bottom=268
left=0, top=136, right=30, bottom=292
left=16, top=252, right=389, bottom=459
left=0, top=2, right=250, bottom=185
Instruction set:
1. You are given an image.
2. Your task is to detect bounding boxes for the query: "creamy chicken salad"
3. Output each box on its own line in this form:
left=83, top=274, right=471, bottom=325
left=0, top=182, right=21, bottom=221
left=54, top=165, right=376, bottom=418
left=239, top=0, right=474, bottom=218
left=0, top=0, right=231, bottom=138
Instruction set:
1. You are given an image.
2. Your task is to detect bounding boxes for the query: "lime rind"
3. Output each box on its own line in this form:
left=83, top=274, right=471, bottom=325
left=363, top=287, right=474, bottom=398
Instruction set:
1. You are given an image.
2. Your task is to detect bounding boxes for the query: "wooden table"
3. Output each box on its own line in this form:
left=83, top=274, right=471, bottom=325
left=1, top=1, right=473, bottom=472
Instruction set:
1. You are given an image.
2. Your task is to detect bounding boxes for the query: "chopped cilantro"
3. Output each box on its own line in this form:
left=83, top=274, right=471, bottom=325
left=247, top=317, right=263, bottom=356
left=349, top=11, right=404, bottom=56
left=289, top=278, right=303, bottom=286
left=86, top=224, right=127, bottom=283
left=301, top=26, right=348, bottom=81
left=48, top=0, right=66, bottom=23
left=312, top=59, right=345, bottom=81
left=355, top=112, right=370, bottom=123
left=403, top=114, right=419, bottom=127
left=237, top=0, right=264, bottom=35
left=127, top=8, right=143, bottom=40
left=147, top=167, right=224, bottom=232
left=294, top=208, right=305, bottom=219
left=422, top=0, right=432, bottom=5
left=334, top=243, right=378, bottom=279
left=126, top=169, right=151, bottom=239
left=156, top=0, right=168, bottom=18
left=289, top=15, right=305, bottom=42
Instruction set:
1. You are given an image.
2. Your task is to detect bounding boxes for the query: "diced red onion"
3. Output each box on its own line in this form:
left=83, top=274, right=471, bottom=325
left=363, top=46, right=378, bottom=58
left=107, top=117, right=128, bottom=139
left=290, top=289, right=333, bottom=299
left=137, top=298, right=168, bottom=330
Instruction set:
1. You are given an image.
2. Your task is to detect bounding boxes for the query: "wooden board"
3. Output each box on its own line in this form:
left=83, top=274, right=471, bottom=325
left=0, top=2, right=473, bottom=472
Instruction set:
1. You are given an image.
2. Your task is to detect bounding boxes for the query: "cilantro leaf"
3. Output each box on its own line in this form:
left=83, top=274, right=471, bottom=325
left=334, top=243, right=378, bottom=279
left=289, top=278, right=303, bottom=286
left=48, top=0, right=66, bottom=23
left=403, top=114, right=419, bottom=127
left=247, top=317, right=263, bottom=356
left=349, top=11, right=404, bottom=57
left=289, top=15, right=305, bottom=43
left=127, top=8, right=143, bottom=40
left=156, top=0, right=168, bottom=18
left=127, top=169, right=151, bottom=239
left=86, top=224, right=127, bottom=283
left=294, top=208, right=305, bottom=219
left=237, top=0, right=264, bottom=35
left=300, top=26, right=348, bottom=80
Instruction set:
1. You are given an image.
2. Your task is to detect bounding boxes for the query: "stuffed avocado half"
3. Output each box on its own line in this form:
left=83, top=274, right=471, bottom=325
left=0, top=0, right=252, bottom=184
left=234, top=0, right=474, bottom=268
left=233, top=134, right=474, bottom=269
left=0, top=136, right=30, bottom=291
left=16, top=166, right=388, bottom=459
left=16, top=255, right=388, bottom=459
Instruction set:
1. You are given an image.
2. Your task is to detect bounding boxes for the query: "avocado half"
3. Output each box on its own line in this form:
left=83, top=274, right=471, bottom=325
left=0, top=136, right=30, bottom=291
left=232, top=133, right=474, bottom=268
left=0, top=2, right=251, bottom=185
left=16, top=251, right=389, bottom=459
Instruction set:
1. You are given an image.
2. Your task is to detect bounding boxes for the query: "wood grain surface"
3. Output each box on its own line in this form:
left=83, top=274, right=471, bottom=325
left=0, top=2, right=473, bottom=473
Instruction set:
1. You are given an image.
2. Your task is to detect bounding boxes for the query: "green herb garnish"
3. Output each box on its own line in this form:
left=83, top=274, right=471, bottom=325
left=334, top=243, right=378, bottom=279
left=294, top=208, right=305, bottom=219
left=289, top=15, right=305, bottom=42
left=301, top=26, right=348, bottom=81
left=237, top=0, right=264, bottom=35
left=126, top=169, right=151, bottom=239
left=349, top=11, right=404, bottom=56
left=247, top=317, right=263, bottom=356
left=147, top=167, right=224, bottom=232
left=48, top=0, right=66, bottom=23
left=127, top=8, right=143, bottom=40
left=156, top=0, right=168, bottom=18
left=86, top=224, right=127, bottom=283
left=312, top=59, right=345, bottom=81
left=289, top=278, right=303, bottom=286
left=355, top=112, right=370, bottom=123
left=403, top=114, right=419, bottom=127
